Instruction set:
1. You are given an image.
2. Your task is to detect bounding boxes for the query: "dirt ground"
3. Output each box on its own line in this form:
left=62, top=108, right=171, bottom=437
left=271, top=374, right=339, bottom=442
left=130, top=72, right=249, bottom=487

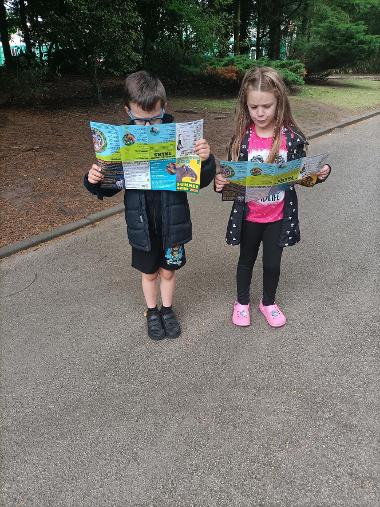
left=0, top=97, right=371, bottom=248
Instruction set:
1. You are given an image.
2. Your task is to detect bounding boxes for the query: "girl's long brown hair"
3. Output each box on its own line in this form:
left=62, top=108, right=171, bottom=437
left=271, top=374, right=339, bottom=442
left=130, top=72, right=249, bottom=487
left=230, top=66, right=304, bottom=162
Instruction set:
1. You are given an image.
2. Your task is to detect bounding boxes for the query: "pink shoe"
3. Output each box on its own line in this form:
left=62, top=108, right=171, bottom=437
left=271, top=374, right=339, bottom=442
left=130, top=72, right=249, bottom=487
left=232, top=301, right=251, bottom=326
left=259, top=300, right=286, bottom=327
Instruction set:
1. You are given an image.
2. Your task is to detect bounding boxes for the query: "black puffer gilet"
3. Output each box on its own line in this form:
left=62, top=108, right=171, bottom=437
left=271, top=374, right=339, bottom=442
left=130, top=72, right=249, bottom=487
left=123, top=187, right=192, bottom=251
left=84, top=114, right=216, bottom=251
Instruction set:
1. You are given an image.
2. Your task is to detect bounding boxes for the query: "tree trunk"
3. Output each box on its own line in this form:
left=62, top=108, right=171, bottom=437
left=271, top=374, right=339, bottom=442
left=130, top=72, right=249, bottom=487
left=46, top=42, right=55, bottom=66
left=233, top=0, right=241, bottom=55
left=301, top=0, right=312, bottom=42
left=269, top=21, right=281, bottom=59
left=267, top=0, right=281, bottom=59
left=0, top=0, right=13, bottom=67
left=240, top=0, right=252, bottom=55
left=18, top=0, right=33, bottom=55
left=254, top=0, right=267, bottom=59
left=256, top=13, right=262, bottom=59
left=137, top=0, right=161, bottom=66
left=92, top=63, right=103, bottom=105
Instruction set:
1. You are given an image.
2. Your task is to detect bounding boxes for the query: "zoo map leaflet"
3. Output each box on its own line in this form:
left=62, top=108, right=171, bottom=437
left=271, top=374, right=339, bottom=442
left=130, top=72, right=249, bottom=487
left=90, top=120, right=203, bottom=193
left=220, top=153, right=329, bottom=202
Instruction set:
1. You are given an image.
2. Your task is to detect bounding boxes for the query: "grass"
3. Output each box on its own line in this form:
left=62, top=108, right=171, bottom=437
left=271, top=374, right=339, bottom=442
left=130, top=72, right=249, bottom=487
left=170, top=79, right=380, bottom=113
left=170, top=96, right=236, bottom=112
left=299, top=79, right=380, bottom=110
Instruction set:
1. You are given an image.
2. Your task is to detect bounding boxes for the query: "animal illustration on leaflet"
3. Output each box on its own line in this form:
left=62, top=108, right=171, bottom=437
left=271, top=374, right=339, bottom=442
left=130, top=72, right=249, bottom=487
left=166, top=162, right=198, bottom=183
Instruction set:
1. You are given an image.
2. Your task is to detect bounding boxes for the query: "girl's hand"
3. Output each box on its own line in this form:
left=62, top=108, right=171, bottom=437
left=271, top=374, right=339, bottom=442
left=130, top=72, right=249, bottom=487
left=316, top=164, right=330, bottom=181
left=88, top=164, right=104, bottom=184
left=195, top=139, right=210, bottom=161
left=215, top=172, right=230, bottom=192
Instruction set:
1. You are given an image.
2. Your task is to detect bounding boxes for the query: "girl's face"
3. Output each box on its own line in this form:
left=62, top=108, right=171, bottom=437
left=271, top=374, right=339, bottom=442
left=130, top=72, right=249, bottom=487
left=246, top=87, right=278, bottom=132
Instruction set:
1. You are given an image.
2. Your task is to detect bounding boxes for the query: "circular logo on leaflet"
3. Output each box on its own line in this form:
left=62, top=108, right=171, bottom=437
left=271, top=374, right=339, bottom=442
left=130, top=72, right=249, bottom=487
left=123, top=132, right=136, bottom=146
left=222, top=166, right=235, bottom=177
left=92, top=128, right=107, bottom=153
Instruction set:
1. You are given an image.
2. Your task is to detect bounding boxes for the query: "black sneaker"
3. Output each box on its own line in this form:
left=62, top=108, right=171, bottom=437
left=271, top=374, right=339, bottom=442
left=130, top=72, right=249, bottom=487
left=160, top=308, right=181, bottom=339
left=146, top=308, right=166, bottom=341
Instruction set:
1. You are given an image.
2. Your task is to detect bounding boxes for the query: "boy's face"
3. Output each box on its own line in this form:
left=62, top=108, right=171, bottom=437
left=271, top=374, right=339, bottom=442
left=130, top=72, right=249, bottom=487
left=125, top=101, right=164, bottom=125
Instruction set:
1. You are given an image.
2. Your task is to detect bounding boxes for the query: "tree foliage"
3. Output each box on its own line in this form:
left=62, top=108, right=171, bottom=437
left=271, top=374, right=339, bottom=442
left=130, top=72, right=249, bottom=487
left=1, top=0, right=379, bottom=101
left=291, top=0, right=380, bottom=76
left=136, top=0, right=233, bottom=76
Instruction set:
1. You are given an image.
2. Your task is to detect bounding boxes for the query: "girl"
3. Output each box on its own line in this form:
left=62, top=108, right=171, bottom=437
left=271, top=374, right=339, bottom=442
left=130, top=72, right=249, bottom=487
left=215, top=67, right=330, bottom=328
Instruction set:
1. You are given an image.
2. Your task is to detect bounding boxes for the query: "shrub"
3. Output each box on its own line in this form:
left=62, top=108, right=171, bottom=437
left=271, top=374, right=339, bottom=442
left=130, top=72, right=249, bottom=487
left=0, top=60, right=51, bottom=106
left=205, top=65, right=242, bottom=85
left=301, top=17, right=380, bottom=79
left=204, top=56, right=306, bottom=89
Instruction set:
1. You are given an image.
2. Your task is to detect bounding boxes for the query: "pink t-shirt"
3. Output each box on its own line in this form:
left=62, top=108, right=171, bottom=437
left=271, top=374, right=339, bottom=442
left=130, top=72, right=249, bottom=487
left=245, top=126, right=288, bottom=223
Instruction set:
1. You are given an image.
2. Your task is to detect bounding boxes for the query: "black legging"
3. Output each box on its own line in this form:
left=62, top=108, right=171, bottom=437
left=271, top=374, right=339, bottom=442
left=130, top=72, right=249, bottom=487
left=237, top=220, right=283, bottom=306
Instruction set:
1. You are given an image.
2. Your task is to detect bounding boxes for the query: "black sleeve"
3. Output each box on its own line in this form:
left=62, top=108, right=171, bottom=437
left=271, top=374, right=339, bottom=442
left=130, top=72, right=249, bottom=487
left=295, top=140, right=307, bottom=160
left=200, top=154, right=216, bottom=189
left=214, top=139, right=232, bottom=193
left=83, top=173, right=122, bottom=200
left=214, top=171, right=223, bottom=193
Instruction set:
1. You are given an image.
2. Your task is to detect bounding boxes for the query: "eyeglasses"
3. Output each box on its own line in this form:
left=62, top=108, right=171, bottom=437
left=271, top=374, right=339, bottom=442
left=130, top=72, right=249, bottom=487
left=127, top=108, right=165, bottom=126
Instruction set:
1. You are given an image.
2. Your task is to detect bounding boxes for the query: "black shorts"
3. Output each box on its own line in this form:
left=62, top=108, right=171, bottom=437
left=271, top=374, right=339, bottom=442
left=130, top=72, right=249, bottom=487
left=131, top=232, right=186, bottom=274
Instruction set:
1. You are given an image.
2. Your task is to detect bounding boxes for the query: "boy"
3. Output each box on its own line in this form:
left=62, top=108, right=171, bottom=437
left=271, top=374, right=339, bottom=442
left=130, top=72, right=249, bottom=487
left=84, top=71, right=216, bottom=340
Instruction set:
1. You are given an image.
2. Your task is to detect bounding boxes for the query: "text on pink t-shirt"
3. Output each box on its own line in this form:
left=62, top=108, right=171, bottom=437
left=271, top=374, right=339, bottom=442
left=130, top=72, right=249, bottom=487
left=245, top=126, right=288, bottom=223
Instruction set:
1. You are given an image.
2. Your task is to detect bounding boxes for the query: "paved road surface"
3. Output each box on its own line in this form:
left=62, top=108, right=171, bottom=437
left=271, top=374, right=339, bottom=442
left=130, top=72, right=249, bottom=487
left=1, top=117, right=379, bottom=506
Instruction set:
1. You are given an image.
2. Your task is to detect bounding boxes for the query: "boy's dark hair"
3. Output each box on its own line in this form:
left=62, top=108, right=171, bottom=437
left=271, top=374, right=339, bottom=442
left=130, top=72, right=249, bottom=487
left=124, top=71, right=166, bottom=110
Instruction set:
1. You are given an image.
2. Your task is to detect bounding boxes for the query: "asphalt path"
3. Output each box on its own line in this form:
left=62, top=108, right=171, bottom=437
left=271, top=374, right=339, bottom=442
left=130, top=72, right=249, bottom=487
left=1, top=116, right=379, bottom=506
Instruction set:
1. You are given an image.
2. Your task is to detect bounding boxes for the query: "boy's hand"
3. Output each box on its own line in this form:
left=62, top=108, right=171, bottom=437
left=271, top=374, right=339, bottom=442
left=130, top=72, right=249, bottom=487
left=88, top=164, right=104, bottom=184
left=215, top=172, right=230, bottom=192
left=195, top=139, right=210, bottom=161
left=316, top=164, right=330, bottom=181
